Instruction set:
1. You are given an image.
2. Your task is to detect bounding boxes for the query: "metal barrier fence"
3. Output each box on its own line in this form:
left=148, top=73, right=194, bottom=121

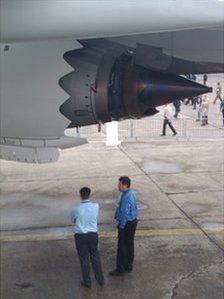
left=118, top=118, right=224, bottom=140
left=66, top=117, right=224, bottom=141
left=65, top=73, right=224, bottom=141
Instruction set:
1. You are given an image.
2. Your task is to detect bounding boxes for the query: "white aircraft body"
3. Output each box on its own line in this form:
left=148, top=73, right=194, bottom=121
left=0, top=0, right=223, bottom=163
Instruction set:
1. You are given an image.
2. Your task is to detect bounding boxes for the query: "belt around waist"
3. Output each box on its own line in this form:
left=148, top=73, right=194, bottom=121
left=127, top=219, right=138, bottom=223
left=75, top=231, right=98, bottom=235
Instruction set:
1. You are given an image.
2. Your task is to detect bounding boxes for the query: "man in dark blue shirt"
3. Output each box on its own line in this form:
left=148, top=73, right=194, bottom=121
left=110, top=176, right=139, bottom=276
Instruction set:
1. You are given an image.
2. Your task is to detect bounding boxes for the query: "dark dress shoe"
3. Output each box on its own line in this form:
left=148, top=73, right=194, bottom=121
left=80, top=281, right=91, bottom=288
left=125, top=268, right=132, bottom=273
left=98, top=281, right=105, bottom=286
left=109, top=269, right=125, bottom=276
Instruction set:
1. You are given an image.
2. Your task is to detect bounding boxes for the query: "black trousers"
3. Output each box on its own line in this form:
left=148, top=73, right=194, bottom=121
left=162, top=119, right=177, bottom=135
left=75, top=232, right=104, bottom=285
left=116, top=219, right=138, bottom=272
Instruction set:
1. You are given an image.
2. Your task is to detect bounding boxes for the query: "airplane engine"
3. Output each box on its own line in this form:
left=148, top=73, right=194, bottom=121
left=59, top=40, right=212, bottom=128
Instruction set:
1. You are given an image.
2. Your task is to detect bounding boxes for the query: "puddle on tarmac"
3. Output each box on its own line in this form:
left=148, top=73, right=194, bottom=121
left=103, top=199, right=115, bottom=204
left=142, top=161, right=183, bottom=173
left=139, top=204, right=148, bottom=210
left=201, top=222, right=224, bottom=230
left=15, top=282, right=34, bottom=289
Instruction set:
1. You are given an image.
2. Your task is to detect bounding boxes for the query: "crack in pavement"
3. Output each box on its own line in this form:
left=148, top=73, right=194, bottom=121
left=170, top=260, right=223, bottom=299
left=166, top=194, right=224, bottom=253
left=165, top=190, right=223, bottom=195
left=171, top=270, right=195, bottom=299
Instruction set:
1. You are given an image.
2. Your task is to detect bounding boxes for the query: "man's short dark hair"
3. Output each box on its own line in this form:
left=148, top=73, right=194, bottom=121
left=119, top=176, right=131, bottom=188
left=80, top=187, right=91, bottom=199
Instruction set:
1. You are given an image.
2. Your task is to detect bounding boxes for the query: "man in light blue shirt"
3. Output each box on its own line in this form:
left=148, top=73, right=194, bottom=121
left=70, top=187, right=104, bottom=288
left=110, top=176, right=139, bottom=276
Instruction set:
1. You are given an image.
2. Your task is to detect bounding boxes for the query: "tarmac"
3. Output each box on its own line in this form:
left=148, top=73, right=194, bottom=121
left=0, top=74, right=224, bottom=299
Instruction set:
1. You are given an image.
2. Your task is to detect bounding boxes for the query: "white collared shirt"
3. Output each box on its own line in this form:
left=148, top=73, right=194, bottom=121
left=70, top=200, right=99, bottom=234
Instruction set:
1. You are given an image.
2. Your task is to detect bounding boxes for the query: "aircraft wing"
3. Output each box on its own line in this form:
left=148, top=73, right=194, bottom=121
left=1, top=0, right=224, bottom=42
left=0, top=1, right=223, bottom=163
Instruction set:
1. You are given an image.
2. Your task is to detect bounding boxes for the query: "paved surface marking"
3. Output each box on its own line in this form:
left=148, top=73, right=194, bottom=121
left=0, top=228, right=223, bottom=243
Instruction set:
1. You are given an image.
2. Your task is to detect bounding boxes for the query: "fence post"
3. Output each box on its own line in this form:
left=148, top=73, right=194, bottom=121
left=130, top=120, right=134, bottom=138
left=76, top=127, right=80, bottom=137
left=182, top=119, right=187, bottom=137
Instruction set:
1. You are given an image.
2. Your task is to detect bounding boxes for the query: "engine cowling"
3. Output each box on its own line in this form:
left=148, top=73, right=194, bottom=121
left=59, top=40, right=212, bottom=128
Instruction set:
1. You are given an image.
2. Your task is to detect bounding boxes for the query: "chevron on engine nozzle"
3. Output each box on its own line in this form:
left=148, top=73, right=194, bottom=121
left=59, top=42, right=212, bottom=128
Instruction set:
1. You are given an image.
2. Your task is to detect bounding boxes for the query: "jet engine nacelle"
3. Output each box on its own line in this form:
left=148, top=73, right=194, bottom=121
left=59, top=41, right=211, bottom=128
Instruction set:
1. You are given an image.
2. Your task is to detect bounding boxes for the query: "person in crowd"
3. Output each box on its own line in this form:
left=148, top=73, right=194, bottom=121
left=220, top=98, right=224, bottom=126
left=203, top=74, right=208, bottom=85
left=185, top=74, right=196, bottom=105
left=192, top=96, right=199, bottom=110
left=191, top=74, right=197, bottom=81
left=70, top=187, right=104, bottom=288
left=173, top=99, right=181, bottom=118
left=201, top=95, right=209, bottom=126
left=161, top=104, right=177, bottom=136
left=195, top=96, right=202, bottom=122
left=110, top=176, right=139, bottom=276
left=185, top=96, right=195, bottom=106
left=213, top=82, right=222, bottom=104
